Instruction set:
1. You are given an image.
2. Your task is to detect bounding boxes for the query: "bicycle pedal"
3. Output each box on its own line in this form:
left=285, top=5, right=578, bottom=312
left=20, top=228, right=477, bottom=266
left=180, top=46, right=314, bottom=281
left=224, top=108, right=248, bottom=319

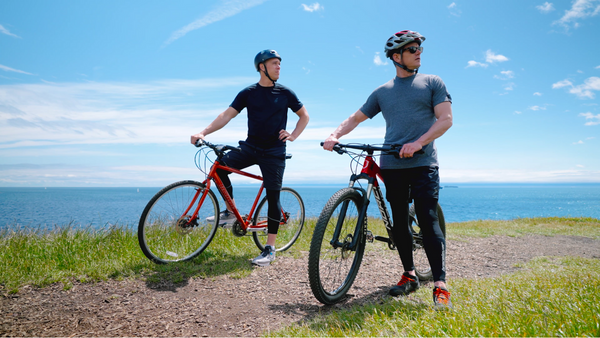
left=374, top=236, right=391, bottom=244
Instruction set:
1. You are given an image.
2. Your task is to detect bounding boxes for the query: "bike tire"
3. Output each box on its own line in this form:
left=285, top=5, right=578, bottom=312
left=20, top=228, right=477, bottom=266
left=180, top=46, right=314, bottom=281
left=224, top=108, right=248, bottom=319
left=138, top=180, right=220, bottom=264
left=252, top=187, right=305, bottom=252
left=410, top=203, right=446, bottom=280
left=308, top=188, right=366, bottom=305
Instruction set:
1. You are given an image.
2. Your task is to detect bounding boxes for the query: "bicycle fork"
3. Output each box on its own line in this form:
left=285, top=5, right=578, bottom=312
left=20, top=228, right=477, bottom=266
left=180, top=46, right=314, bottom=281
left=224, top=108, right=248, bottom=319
left=329, top=177, right=374, bottom=252
left=328, top=176, right=398, bottom=252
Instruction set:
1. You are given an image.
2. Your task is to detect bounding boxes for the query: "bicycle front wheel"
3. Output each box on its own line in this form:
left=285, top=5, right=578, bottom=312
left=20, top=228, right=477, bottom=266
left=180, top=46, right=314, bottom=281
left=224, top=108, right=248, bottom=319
left=138, top=180, right=220, bottom=264
left=308, top=188, right=366, bottom=305
left=410, top=203, right=446, bottom=280
left=252, top=187, right=305, bottom=252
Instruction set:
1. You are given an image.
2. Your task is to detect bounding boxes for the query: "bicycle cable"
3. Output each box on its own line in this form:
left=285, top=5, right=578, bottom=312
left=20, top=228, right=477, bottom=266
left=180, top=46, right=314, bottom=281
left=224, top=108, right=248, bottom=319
left=343, top=143, right=386, bottom=191
left=194, top=146, right=217, bottom=179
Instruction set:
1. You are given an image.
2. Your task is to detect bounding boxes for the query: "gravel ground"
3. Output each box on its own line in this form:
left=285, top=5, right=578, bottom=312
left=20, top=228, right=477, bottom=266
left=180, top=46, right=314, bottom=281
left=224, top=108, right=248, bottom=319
left=2, top=234, right=599, bottom=337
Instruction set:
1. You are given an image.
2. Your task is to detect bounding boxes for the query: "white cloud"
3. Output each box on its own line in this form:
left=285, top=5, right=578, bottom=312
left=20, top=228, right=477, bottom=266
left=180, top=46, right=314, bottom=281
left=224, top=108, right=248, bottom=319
left=0, top=24, right=20, bottom=38
left=485, top=50, right=509, bottom=63
left=467, top=50, right=509, bottom=69
left=536, top=2, right=555, bottom=13
left=534, top=92, right=543, bottom=96
left=448, top=2, right=461, bottom=16
left=494, top=70, right=515, bottom=80
left=163, top=0, right=269, bottom=47
left=466, top=60, right=488, bottom=68
left=0, top=64, right=33, bottom=75
left=0, top=77, right=256, bottom=148
left=579, top=112, right=600, bottom=125
left=501, top=70, right=514, bottom=78
left=552, top=79, right=573, bottom=89
left=373, top=52, right=388, bottom=66
left=554, top=77, right=600, bottom=99
left=529, top=105, right=547, bottom=111
left=595, top=65, right=600, bottom=69
left=442, top=168, right=600, bottom=183
left=573, top=140, right=584, bottom=144
left=301, top=3, right=324, bottom=12
left=553, top=0, right=600, bottom=29
left=504, top=82, right=516, bottom=91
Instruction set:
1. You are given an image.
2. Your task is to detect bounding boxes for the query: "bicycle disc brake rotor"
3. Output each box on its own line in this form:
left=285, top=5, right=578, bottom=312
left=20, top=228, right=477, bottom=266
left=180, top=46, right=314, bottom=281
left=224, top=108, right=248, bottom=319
left=341, top=234, right=353, bottom=259
left=175, top=216, right=195, bottom=235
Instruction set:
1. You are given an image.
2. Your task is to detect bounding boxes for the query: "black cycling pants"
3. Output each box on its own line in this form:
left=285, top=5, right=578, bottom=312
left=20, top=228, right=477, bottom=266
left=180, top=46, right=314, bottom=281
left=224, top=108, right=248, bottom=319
left=380, top=166, right=446, bottom=282
left=216, top=141, right=285, bottom=235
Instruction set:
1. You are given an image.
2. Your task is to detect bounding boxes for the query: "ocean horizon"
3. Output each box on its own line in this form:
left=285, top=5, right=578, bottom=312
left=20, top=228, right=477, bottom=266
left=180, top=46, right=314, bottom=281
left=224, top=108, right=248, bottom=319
left=1, top=183, right=599, bottom=230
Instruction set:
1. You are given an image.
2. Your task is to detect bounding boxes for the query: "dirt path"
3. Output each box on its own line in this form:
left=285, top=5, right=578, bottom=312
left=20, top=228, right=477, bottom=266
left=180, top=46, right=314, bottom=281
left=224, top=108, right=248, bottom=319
left=2, top=235, right=599, bottom=337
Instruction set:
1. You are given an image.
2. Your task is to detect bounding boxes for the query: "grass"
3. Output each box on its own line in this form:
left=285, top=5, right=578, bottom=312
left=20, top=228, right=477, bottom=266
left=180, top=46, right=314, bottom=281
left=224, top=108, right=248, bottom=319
left=1, top=216, right=599, bottom=336
left=0, top=218, right=318, bottom=293
left=447, top=216, right=600, bottom=239
left=271, top=256, right=600, bottom=337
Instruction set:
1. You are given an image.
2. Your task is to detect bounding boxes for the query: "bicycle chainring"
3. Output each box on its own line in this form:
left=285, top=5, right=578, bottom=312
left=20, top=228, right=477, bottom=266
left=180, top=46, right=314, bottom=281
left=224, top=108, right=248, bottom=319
left=231, top=221, right=246, bottom=237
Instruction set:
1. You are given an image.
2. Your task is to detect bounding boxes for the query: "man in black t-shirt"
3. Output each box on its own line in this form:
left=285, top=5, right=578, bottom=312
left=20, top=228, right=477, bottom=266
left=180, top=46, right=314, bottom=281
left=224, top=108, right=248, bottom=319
left=191, top=50, right=309, bottom=267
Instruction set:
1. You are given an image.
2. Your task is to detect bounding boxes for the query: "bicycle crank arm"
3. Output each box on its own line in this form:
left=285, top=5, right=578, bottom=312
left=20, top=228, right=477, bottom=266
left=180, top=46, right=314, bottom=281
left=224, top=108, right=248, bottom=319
left=374, top=236, right=397, bottom=250
left=374, top=235, right=391, bottom=244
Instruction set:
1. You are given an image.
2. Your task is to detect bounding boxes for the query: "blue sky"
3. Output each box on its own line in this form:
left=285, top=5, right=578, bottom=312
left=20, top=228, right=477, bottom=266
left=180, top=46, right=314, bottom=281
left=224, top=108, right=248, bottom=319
left=1, top=0, right=599, bottom=187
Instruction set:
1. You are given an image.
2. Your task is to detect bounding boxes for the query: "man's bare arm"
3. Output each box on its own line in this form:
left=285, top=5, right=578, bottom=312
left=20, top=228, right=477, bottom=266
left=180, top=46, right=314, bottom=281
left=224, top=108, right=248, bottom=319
left=322, top=110, right=369, bottom=151
left=190, top=107, right=239, bottom=144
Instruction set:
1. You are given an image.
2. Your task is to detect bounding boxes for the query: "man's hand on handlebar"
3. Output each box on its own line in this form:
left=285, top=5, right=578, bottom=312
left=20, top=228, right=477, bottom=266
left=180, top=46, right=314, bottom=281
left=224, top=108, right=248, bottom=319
left=322, top=135, right=340, bottom=151
left=399, top=141, right=423, bottom=158
left=191, top=133, right=205, bottom=146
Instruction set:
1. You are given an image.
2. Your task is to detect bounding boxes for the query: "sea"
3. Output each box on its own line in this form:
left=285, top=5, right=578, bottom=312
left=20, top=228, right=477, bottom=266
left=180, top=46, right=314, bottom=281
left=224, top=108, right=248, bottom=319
left=1, top=183, right=599, bottom=230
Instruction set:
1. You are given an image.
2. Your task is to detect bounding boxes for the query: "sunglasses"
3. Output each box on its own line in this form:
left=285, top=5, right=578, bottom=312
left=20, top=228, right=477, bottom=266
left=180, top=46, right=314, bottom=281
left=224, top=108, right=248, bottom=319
left=402, top=46, right=423, bottom=54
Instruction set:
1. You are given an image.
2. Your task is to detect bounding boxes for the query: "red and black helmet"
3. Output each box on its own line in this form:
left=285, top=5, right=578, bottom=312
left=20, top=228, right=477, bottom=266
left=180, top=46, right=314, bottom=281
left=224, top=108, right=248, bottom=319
left=384, top=30, right=426, bottom=58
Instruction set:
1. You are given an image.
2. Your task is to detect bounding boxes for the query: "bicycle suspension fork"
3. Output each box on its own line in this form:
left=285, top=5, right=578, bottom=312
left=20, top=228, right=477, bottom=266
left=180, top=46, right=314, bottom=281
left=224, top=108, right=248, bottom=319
left=329, top=174, right=373, bottom=251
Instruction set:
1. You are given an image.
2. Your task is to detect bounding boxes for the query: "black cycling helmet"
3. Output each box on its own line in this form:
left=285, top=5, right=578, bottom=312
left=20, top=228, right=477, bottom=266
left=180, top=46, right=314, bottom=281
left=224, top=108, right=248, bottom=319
left=254, top=49, right=281, bottom=84
left=254, top=49, right=281, bottom=71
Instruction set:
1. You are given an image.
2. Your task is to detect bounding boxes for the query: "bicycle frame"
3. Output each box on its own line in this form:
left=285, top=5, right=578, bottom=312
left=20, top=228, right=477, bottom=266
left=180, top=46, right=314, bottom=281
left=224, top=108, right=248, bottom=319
left=184, top=159, right=266, bottom=231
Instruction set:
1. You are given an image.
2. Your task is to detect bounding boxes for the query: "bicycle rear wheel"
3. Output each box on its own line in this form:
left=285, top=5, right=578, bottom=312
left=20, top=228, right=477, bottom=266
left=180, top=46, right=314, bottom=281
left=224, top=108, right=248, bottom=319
left=410, top=203, right=446, bottom=280
left=138, top=180, right=220, bottom=264
left=252, top=187, right=305, bottom=252
left=308, top=188, right=366, bottom=305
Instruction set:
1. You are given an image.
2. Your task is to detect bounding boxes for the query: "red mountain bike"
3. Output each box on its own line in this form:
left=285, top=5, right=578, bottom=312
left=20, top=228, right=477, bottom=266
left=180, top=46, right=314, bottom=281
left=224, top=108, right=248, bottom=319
left=138, top=140, right=305, bottom=264
left=308, top=143, right=446, bottom=304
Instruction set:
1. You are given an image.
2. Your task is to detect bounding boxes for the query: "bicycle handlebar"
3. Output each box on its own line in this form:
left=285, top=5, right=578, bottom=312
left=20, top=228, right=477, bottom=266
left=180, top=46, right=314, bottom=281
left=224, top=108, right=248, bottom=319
left=319, top=142, right=424, bottom=157
left=194, top=139, right=241, bottom=154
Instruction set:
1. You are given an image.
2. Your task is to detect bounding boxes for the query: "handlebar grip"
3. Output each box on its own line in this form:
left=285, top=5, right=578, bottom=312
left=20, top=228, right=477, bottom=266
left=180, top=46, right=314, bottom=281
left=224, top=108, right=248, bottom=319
left=194, top=139, right=204, bottom=147
left=320, top=141, right=344, bottom=155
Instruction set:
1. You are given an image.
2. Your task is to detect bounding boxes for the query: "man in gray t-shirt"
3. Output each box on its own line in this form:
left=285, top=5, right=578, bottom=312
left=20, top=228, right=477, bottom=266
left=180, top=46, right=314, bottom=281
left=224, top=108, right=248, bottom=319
left=323, top=30, right=453, bottom=309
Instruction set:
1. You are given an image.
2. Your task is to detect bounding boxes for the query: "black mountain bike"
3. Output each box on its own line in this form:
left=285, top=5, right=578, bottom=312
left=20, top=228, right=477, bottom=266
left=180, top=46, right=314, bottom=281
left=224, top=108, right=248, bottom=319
left=308, top=143, right=446, bottom=305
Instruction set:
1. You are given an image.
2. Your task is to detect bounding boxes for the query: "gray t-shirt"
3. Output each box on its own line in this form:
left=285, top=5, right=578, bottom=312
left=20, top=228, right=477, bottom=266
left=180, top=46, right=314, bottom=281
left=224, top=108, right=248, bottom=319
left=360, top=73, right=452, bottom=169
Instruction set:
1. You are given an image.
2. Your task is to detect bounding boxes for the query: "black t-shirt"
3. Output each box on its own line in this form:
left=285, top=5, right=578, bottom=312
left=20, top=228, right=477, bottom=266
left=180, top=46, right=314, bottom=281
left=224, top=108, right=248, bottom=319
left=230, top=83, right=303, bottom=149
